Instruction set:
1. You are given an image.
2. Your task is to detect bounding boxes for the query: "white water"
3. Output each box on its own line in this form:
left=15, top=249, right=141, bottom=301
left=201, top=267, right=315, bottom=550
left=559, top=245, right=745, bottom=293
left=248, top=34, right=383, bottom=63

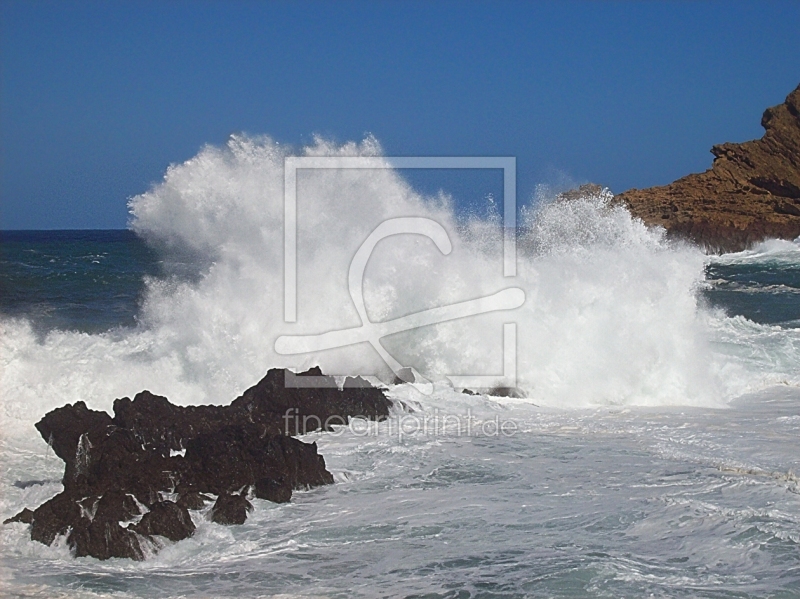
left=1, top=134, right=730, bottom=430
left=1, top=135, right=799, bottom=597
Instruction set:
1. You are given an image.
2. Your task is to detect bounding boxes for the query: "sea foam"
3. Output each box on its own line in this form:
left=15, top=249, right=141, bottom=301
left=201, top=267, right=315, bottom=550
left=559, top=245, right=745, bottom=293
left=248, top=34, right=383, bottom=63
left=0, top=133, right=763, bottom=442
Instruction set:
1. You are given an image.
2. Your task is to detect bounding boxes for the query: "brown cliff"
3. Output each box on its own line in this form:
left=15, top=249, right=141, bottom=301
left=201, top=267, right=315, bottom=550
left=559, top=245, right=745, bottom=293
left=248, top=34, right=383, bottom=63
left=616, top=84, right=800, bottom=253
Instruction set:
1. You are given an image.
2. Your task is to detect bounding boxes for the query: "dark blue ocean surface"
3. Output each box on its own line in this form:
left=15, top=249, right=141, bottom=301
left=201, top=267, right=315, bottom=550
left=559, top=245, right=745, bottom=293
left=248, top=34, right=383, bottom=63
left=704, top=260, right=800, bottom=327
left=0, top=230, right=159, bottom=333
left=1, top=230, right=799, bottom=332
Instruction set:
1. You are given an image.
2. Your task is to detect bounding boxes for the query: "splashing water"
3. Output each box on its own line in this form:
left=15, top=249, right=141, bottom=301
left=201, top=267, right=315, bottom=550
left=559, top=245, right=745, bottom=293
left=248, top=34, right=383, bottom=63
left=1, top=134, right=733, bottom=439
left=2, top=134, right=800, bottom=598
left=5, top=133, right=792, bottom=436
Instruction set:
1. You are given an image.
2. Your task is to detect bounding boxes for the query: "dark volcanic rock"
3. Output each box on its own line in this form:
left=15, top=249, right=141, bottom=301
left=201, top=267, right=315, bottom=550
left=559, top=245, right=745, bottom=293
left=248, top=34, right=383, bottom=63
left=182, top=425, right=333, bottom=497
left=176, top=491, right=211, bottom=510
left=231, top=367, right=392, bottom=435
left=3, top=508, right=34, bottom=525
left=254, top=477, right=292, bottom=503
left=67, top=518, right=145, bottom=561
left=110, top=367, right=391, bottom=447
left=94, top=490, right=140, bottom=523
left=29, top=490, right=147, bottom=560
left=616, top=84, right=800, bottom=252
left=210, top=493, right=253, bottom=525
left=34, top=401, right=114, bottom=491
left=488, top=386, right=527, bottom=399
left=132, top=501, right=195, bottom=541
left=64, top=424, right=178, bottom=505
left=113, top=391, right=231, bottom=456
left=10, top=367, right=391, bottom=560
left=30, top=492, right=82, bottom=546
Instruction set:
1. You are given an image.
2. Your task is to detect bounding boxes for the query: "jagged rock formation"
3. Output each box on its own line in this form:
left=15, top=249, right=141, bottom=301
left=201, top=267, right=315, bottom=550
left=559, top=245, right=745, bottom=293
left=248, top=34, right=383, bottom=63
left=4, top=368, right=392, bottom=560
left=210, top=493, right=253, bottom=525
left=616, top=84, right=800, bottom=252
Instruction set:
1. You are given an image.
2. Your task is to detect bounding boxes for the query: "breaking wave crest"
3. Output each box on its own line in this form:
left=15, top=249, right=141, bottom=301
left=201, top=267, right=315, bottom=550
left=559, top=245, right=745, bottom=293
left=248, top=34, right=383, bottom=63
left=4, top=133, right=794, bottom=440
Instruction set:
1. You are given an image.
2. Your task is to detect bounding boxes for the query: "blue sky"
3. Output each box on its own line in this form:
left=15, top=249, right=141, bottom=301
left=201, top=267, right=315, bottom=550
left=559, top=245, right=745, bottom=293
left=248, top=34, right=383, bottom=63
left=1, top=0, right=798, bottom=229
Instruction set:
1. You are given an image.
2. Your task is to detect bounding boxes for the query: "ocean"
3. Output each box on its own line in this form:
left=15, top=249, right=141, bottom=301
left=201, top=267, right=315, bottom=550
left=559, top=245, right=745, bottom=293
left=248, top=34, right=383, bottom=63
left=1, top=135, right=799, bottom=598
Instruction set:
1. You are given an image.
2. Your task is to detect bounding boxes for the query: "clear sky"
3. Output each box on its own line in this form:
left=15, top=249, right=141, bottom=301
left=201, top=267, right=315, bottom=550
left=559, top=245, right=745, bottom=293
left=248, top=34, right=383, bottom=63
left=1, top=0, right=798, bottom=229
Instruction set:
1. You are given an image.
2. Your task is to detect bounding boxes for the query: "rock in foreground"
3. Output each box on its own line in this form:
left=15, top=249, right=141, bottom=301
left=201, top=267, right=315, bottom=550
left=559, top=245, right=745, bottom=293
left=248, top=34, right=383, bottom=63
left=617, top=84, right=800, bottom=252
left=210, top=493, right=253, bottom=525
left=5, top=368, right=391, bottom=560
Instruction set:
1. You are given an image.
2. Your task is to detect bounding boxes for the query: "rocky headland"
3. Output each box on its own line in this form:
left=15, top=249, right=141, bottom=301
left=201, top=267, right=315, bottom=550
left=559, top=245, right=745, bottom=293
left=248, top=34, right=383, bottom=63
left=616, top=84, right=800, bottom=252
left=4, top=368, right=392, bottom=560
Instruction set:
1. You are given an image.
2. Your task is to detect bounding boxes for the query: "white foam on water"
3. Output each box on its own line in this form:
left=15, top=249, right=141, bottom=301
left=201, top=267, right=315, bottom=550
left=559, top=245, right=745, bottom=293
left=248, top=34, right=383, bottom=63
left=1, top=133, right=761, bottom=443
left=711, top=236, right=800, bottom=265
left=2, top=134, right=800, bottom=597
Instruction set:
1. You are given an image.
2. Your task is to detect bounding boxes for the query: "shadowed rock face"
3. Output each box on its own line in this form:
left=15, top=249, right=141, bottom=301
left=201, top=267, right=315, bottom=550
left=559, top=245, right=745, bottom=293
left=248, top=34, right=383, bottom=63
left=210, top=493, right=253, bottom=525
left=132, top=501, right=195, bottom=541
left=616, top=84, right=800, bottom=253
left=7, top=368, right=392, bottom=560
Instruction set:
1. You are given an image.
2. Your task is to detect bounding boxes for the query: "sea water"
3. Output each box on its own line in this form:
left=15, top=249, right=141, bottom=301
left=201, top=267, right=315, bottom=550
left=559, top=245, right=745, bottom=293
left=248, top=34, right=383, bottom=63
left=1, top=135, right=798, bottom=598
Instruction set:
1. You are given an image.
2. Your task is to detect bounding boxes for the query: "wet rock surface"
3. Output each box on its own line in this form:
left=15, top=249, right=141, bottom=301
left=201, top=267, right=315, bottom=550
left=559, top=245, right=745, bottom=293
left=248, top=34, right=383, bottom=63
left=176, top=491, right=212, bottom=511
left=68, top=515, right=145, bottom=561
left=6, top=368, right=391, bottom=560
left=3, top=508, right=34, bottom=525
left=210, top=493, right=253, bottom=525
left=132, top=501, right=195, bottom=541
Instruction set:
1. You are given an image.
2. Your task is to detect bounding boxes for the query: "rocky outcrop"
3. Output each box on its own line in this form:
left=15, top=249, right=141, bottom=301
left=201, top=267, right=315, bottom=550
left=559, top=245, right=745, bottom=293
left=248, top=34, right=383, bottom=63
left=3, top=508, right=34, bottom=524
left=210, top=493, right=253, bottom=525
left=132, top=501, right=195, bottom=541
left=5, top=368, right=392, bottom=560
left=616, top=84, right=800, bottom=252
